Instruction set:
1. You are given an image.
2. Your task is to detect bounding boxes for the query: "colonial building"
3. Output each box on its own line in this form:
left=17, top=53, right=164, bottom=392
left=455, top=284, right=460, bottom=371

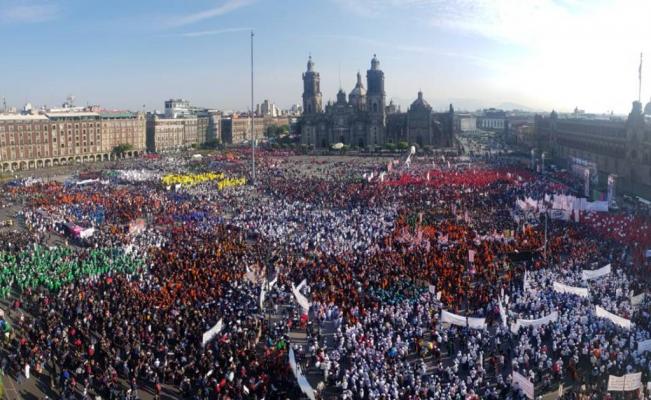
left=220, top=115, right=290, bottom=144
left=0, top=110, right=145, bottom=173
left=299, top=55, right=454, bottom=149
left=535, top=100, right=651, bottom=197
left=146, top=100, right=221, bottom=152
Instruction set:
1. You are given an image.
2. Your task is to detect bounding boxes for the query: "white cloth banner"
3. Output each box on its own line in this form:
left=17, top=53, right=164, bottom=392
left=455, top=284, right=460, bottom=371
left=440, top=310, right=486, bottom=330
left=510, top=311, right=558, bottom=334
left=289, top=348, right=316, bottom=400
left=631, top=293, right=646, bottom=306
left=607, top=372, right=642, bottom=391
left=245, top=266, right=257, bottom=284
left=553, top=282, right=589, bottom=297
left=498, top=298, right=508, bottom=328
left=260, top=275, right=278, bottom=309
left=637, top=339, right=651, bottom=353
left=582, top=200, right=609, bottom=212
left=292, top=284, right=311, bottom=313
left=511, top=371, right=535, bottom=399
left=202, top=319, right=224, bottom=347
left=582, top=264, right=611, bottom=280
left=259, top=286, right=267, bottom=309
left=595, top=306, right=631, bottom=329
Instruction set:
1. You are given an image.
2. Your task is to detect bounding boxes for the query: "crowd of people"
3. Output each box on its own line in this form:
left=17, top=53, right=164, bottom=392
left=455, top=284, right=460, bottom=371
left=0, top=148, right=649, bottom=400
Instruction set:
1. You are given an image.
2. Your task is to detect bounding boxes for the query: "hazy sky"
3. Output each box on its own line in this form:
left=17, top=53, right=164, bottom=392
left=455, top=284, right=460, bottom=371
left=1, top=0, right=650, bottom=113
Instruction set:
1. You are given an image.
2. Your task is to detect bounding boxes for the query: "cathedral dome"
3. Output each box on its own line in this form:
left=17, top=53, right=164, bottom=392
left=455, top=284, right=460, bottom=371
left=349, top=72, right=366, bottom=98
left=644, top=98, right=651, bottom=115
left=410, top=91, right=431, bottom=111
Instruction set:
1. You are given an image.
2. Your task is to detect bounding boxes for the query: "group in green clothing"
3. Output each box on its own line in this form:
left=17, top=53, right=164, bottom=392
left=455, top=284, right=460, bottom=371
left=0, top=245, right=144, bottom=295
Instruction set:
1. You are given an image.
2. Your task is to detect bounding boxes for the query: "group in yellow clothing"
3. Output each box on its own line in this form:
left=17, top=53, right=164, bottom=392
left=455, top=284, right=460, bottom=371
left=161, top=172, right=224, bottom=187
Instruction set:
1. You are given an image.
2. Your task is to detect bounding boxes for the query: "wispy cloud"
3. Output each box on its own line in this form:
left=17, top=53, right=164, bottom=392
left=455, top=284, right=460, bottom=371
left=169, top=27, right=251, bottom=38
left=313, top=33, right=505, bottom=71
left=170, top=0, right=256, bottom=27
left=0, top=3, right=59, bottom=23
left=330, top=0, right=435, bottom=18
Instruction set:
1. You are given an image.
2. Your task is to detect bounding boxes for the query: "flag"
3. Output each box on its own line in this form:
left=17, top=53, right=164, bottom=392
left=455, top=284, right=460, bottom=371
left=468, top=250, right=476, bottom=263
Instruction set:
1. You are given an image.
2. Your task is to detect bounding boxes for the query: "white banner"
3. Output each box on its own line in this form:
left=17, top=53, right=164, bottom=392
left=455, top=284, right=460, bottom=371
left=289, top=348, right=316, bottom=400
left=510, top=311, right=558, bottom=334
left=202, top=319, right=224, bottom=347
left=637, top=339, right=651, bottom=354
left=292, top=283, right=311, bottom=313
left=595, top=306, right=631, bottom=329
left=440, top=310, right=486, bottom=330
left=498, top=298, right=508, bottom=328
left=245, top=266, right=257, bottom=284
left=631, top=292, right=646, bottom=306
left=553, top=282, right=589, bottom=297
left=582, top=264, right=611, bottom=280
left=607, top=372, right=642, bottom=391
left=511, top=371, right=535, bottom=399
left=259, top=286, right=267, bottom=309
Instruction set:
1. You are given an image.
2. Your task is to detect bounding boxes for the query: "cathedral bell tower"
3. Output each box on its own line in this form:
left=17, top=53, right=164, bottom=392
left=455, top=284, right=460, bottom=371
left=366, top=54, right=386, bottom=146
left=302, top=56, right=323, bottom=114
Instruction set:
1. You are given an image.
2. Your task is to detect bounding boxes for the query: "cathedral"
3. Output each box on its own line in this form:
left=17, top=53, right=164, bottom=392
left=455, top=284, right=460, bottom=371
left=299, top=55, right=455, bottom=149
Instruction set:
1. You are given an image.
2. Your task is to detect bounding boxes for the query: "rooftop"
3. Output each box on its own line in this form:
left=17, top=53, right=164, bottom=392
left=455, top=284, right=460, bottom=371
left=0, top=114, right=48, bottom=121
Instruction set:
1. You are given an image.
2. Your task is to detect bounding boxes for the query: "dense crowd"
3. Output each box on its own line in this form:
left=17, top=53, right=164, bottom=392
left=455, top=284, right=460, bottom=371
left=0, top=149, right=649, bottom=400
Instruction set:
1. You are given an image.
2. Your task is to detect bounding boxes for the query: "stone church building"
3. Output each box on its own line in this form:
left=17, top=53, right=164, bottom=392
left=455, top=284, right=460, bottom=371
left=299, top=55, right=455, bottom=149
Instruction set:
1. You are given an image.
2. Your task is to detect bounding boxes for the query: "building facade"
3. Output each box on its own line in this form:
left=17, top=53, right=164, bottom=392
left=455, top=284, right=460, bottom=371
left=146, top=100, right=221, bottom=152
left=146, top=115, right=215, bottom=152
left=535, top=100, right=651, bottom=197
left=477, top=108, right=507, bottom=131
left=0, top=110, right=145, bottom=172
left=299, top=55, right=455, bottom=149
left=221, top=116, right=290, bottom=144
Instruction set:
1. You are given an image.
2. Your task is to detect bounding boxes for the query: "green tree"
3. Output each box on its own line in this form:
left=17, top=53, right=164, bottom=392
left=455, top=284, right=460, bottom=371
left=112, top=143, right=134, bottom=158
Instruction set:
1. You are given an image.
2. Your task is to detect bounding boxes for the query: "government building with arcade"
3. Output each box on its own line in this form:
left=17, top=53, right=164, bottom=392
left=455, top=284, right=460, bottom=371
left=299, top=55, right=455, bottom=149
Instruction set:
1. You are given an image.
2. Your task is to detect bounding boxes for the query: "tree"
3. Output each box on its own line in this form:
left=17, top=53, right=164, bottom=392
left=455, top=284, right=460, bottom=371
left=397, top=141, right=409, bottom=150
left=384, top=142, right=397, bottom=151
left=265, top=124, right=290, bottom=138
left=112, top=143, right=134, bottom=158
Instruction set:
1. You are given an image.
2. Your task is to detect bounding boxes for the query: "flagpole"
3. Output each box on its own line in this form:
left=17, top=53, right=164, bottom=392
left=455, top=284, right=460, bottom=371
left=639, top=52, right=643, bottom=103
left=250, top=30, right=256, bottom=185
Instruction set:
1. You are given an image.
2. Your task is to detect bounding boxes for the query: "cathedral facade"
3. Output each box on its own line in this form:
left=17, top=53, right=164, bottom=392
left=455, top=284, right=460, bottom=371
left=299, top=55, right=455, bottom=149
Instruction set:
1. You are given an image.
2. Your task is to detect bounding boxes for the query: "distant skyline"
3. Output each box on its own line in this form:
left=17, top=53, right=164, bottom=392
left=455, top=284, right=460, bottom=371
left=1, top=0, right=651, bottom=114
